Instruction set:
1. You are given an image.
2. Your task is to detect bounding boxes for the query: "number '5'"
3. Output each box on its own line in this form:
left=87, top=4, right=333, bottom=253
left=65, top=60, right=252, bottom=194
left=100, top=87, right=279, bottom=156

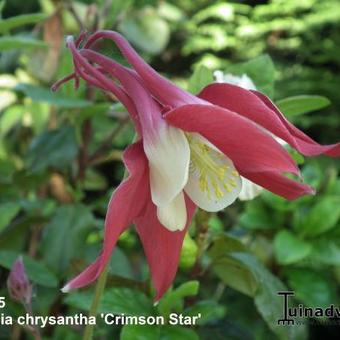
left=0, top=297, right=5, bottom=308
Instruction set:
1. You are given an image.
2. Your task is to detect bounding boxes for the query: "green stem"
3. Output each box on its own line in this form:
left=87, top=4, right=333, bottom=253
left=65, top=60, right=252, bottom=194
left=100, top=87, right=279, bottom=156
left=83, top=265, right=109, bottom=340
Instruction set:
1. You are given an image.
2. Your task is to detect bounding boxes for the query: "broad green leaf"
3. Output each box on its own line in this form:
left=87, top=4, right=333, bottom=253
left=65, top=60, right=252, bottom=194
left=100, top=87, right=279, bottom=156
left=0, top=36, right=47, bottom=50
left=157, top=281, right=199, bottom=317
left=118, top=7, right=170, bottom=55
left=41, top=205, right=95, bottom=276
left=121, top=324, right=159, bottom=340
left=295, top=196, right=340, bottom=237
left=231, top=253, right=307, bottom=340
left=121, top=325, right=199, bottom=340
left=26, top=125, right=78, bottom=172
left=184, top=300, right=226, bottom=325
left=158, top=2, right=185, bottom=22
left=50, top=326, right=80, bottom=340
left=109, top=247, right=135, bottom=279
left=65, top=287, right=153, bottom=316
left=0, top=159, right=16, bottom=184
left=157, top=326, right=199, bottom=340
left=188, top=65, right=214, bottom=94
left=0, top=202, right=20, bottom=232
left=285, top=268, right=336, bottom=309
left=15, top=83, right=90, bottom=108
left=0, top=105, right=23, bottom=136
left=307, top=237, right=340, bottom=266
left=0, top=1, right=5, bottom=19
left=208, top=233, right=247, bottom=260
left=276, top=95, right=330, bottom=117
left=0, top=250, right=58, bottom=287
left=226, top=54, right=275, bottom=97
left=210, top=255, right=258, bottom=297
left=239, top=200, right=280, bottom=230
left=274, top=230, right=312, bottom=265
left=0, top=13, right=47, bottom=33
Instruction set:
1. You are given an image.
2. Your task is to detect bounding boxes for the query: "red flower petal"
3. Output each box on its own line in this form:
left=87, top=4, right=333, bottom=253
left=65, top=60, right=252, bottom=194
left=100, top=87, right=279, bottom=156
left=165, top=104, right=299, bottom=175
left=83, top=30, right=202, bottom=107
left=135, top=195, right=196, bottom=301
left=62, top=141, right=149, bottom=291
left=244, top=170, right=315, bottom=200
left=251, top=90, right=340, bottom=157
left=198, top=83, right=340, bottom=157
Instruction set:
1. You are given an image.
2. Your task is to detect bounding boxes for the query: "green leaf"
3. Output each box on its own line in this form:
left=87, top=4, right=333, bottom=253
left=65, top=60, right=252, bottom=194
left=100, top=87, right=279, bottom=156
left=274, top=230, right=312, bottom=265
left=118, top=7, right=170, bottom=55
left=41, top=205, right=95, bottom=276
left=184, top=300, right=226, bottom=325
left=0, top=202, right=20, bottom=232
left=226, top=55, right=275, bottom=97
left=0, top=36, right=47, bottom=50
left=296, top=196, right=340, bottom=237
left=230, top=253, right=307, bottom=340
left=157, top=281, right=199, bottom=317
left=0, top=250, right=58, bottom=287
left=210, top=255, right=258, bottom=297
left=0, top=1, right=5, bottom=19
left=0, top=105, right=23, bottom=136
left=208, top=234, right=247, bottom=260
left=239, top=200, right=279, bottom=230
left=15, top=83, right=90, bottom=108
left=26, top=125, right=78, bottom=172
left=109, top=247, right=135, bottom=279
left=0, top=159, right=16, bottom=184
left=307, top=237, right=340, bottom=266
left=285, top=268, right=336, bottom=309
left=158, top=2, right=185, bottom=22
left=157, top=326, right=199, bottom=340
left=276, top=95, right=330, bottom=117
left=0, top=13, right=47, bottom=33
left=121, top=324, right=159, bottom=340
left=188, top=65, right=214, bottom=94
left=121, top=325, right=199, bottom=340
left=65, top=287, right=153, bottom=316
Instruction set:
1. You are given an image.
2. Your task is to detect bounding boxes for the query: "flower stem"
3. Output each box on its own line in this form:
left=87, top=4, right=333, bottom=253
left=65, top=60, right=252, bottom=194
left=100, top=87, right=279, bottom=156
left=83, top=265, right=109, bottom=340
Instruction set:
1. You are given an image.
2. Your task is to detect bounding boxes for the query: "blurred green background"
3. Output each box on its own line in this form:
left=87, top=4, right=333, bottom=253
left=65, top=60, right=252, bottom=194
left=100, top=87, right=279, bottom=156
left=1, top=0, right=340, bottom=339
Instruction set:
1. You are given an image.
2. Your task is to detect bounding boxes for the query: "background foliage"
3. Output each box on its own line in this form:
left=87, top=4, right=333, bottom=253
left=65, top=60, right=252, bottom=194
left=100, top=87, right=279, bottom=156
left=1, top=0, right=340, bottom=339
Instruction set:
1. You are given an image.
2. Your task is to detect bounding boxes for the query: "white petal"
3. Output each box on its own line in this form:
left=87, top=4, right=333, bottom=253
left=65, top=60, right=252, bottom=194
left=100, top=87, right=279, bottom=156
left=144, top=123, right=190, bottom=206
left=239, top=177, right=263, bottom=201
left=213, top=71, right=257, bottom=90
left=184, top=133, right=242, bottom=212
left=157, top=192, right=187, bottom=231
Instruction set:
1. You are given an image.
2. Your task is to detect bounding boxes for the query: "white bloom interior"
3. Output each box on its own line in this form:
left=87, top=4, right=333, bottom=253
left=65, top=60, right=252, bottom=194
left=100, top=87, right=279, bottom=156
left=157, top=192, right=187, bottom=231
left=144, top=123, right=190, bottom=207
left=238, top=177, right=263, bottom=201
left=184, top=133, right=241, bottom=211
left=144, top=122, right=243, bottom=231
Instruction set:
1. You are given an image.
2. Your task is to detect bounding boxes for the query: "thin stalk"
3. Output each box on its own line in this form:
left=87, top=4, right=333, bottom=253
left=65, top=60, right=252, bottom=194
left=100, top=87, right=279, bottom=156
left=82, top=265, right=109, bottom=340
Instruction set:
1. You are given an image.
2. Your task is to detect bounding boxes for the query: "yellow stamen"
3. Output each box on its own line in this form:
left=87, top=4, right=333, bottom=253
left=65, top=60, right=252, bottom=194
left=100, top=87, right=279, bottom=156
left=186, top=133, right=239, bottom=200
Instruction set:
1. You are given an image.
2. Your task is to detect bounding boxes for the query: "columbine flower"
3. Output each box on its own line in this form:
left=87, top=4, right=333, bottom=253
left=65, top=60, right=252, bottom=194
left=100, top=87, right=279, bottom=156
left=7, top=256, right=32, bottom=305
left=53, top=31, right=340, bottom=300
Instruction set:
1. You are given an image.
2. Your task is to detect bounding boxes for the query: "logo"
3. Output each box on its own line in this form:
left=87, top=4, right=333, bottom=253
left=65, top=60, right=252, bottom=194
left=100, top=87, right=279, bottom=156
left=277, top=291, right=340, bottom=326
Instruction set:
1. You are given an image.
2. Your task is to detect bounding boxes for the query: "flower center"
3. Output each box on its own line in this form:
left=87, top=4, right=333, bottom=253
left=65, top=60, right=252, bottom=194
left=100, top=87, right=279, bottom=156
left=186, top=133, right=240, bottom=200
